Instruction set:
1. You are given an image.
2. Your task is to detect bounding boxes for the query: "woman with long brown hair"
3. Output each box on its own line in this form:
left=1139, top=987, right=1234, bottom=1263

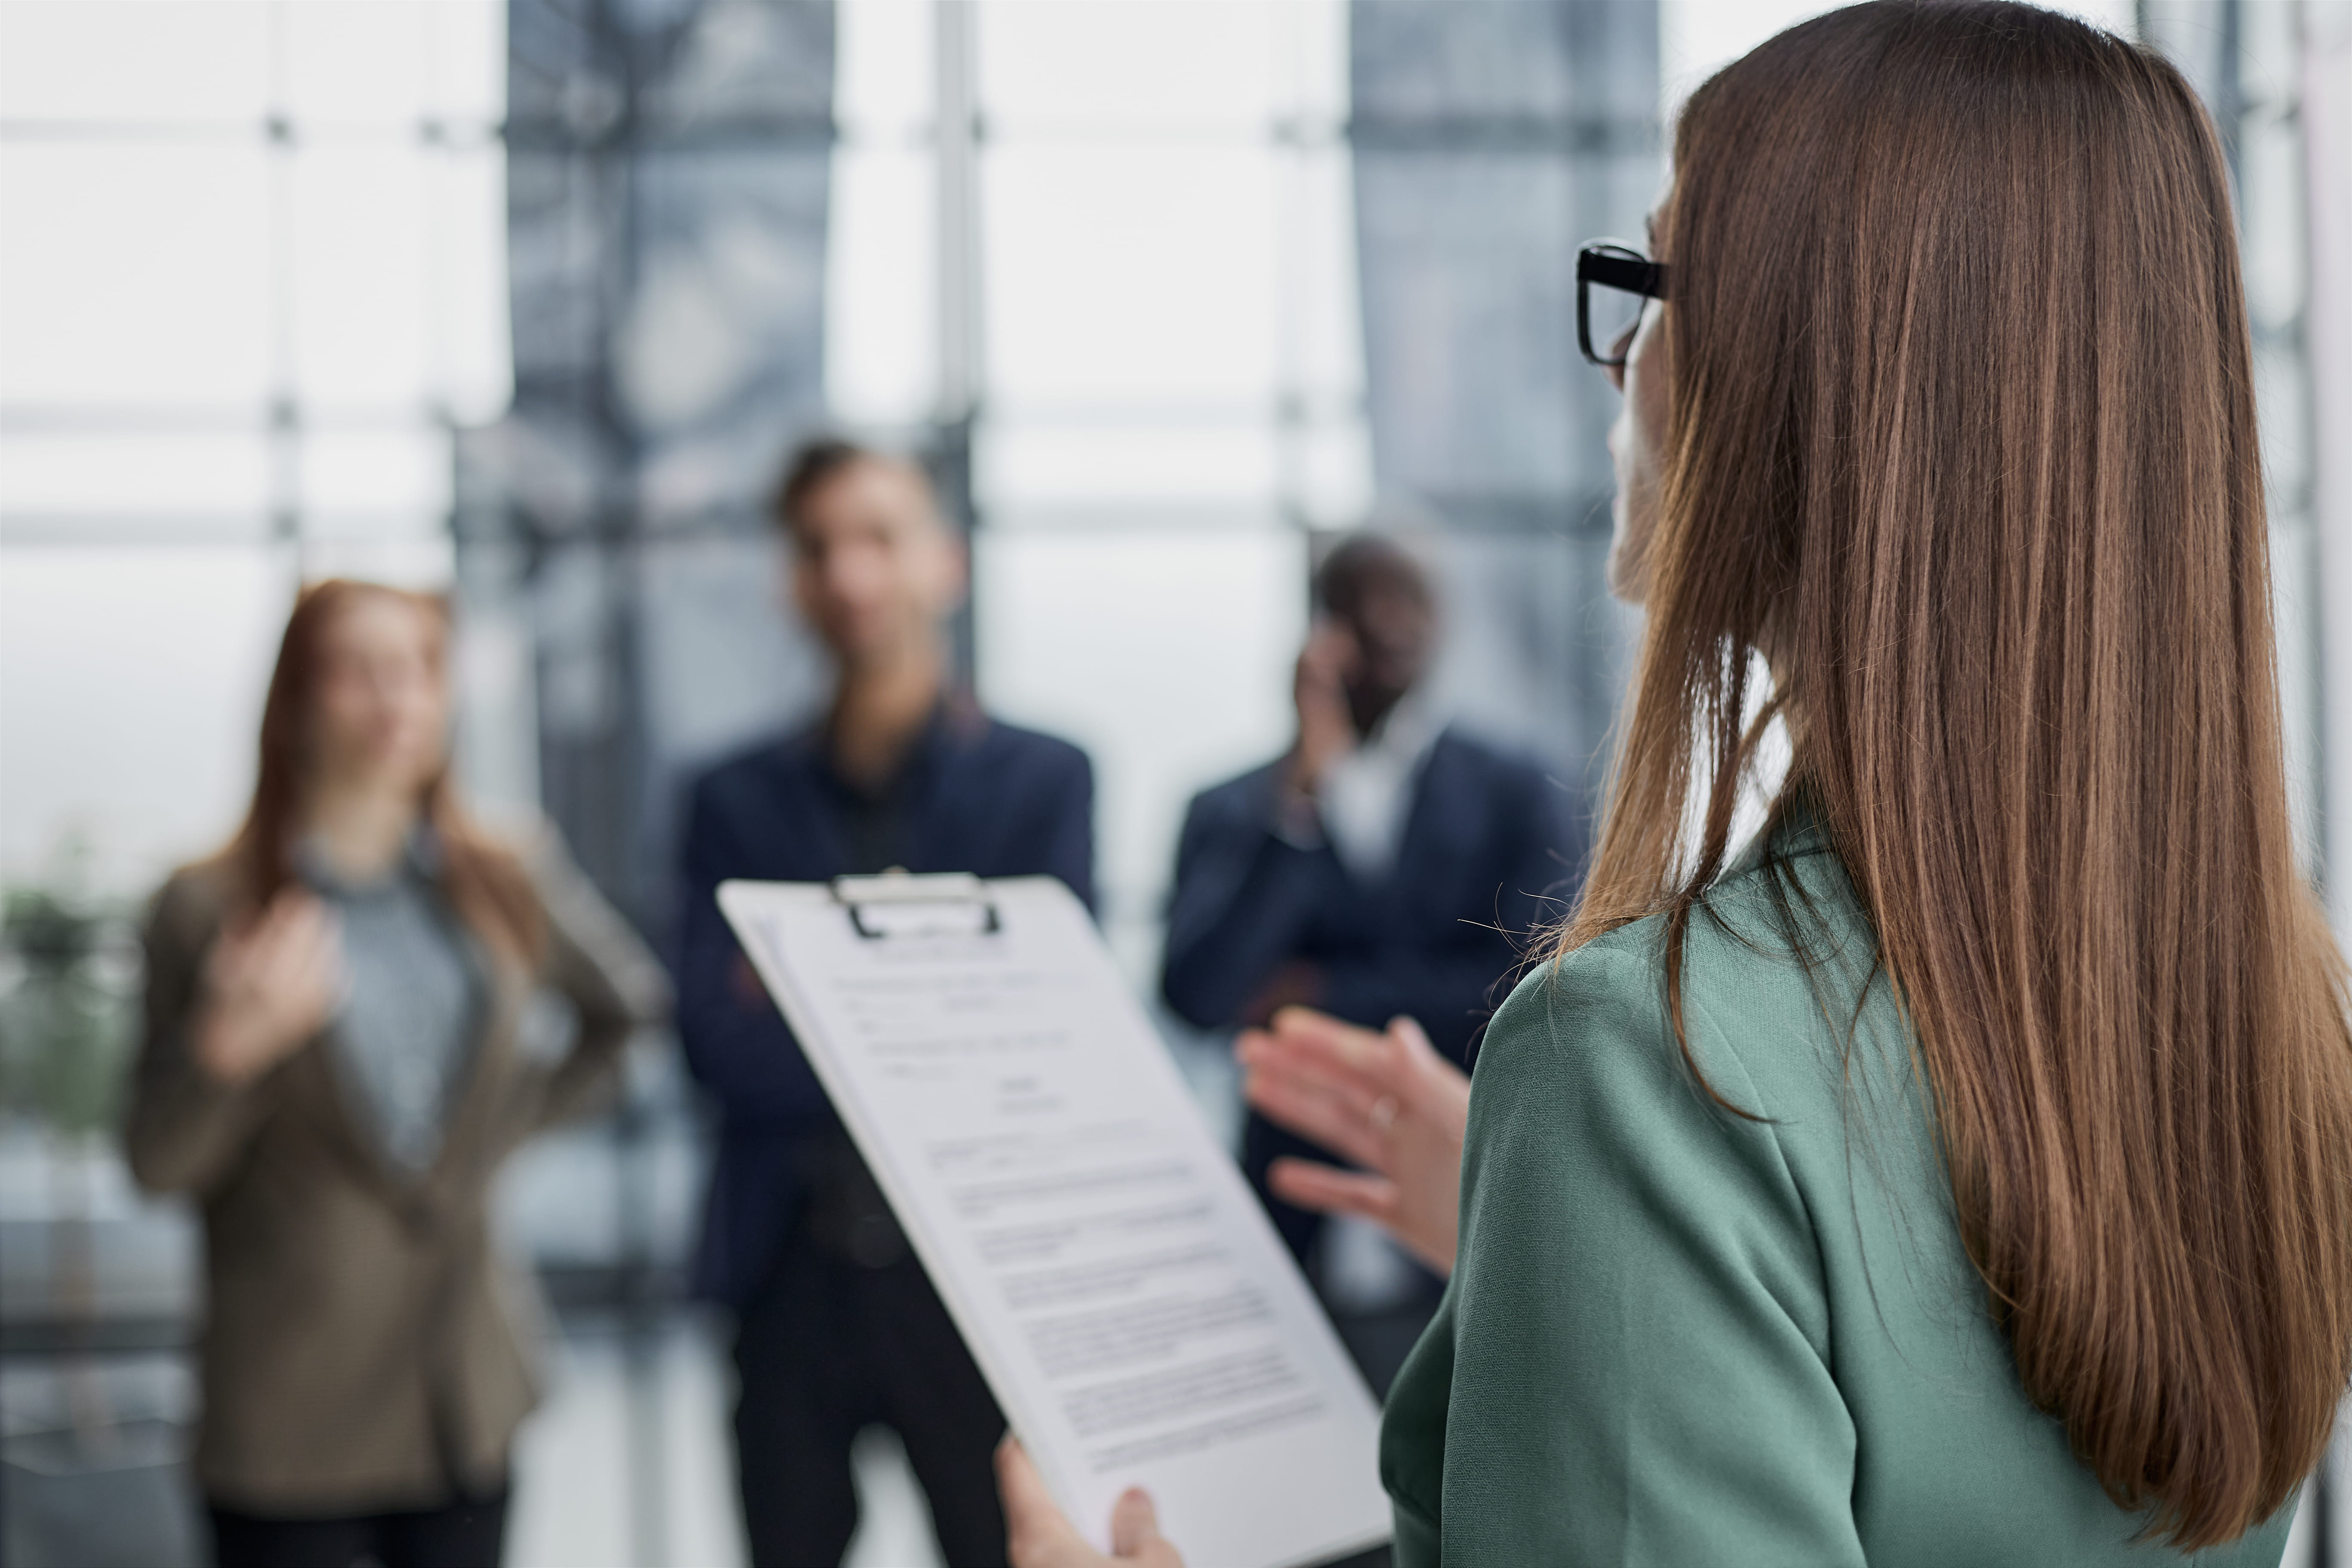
left=127, top=580, right=666, bottom=1568
left=999, top=3, right=2352, bottom=1562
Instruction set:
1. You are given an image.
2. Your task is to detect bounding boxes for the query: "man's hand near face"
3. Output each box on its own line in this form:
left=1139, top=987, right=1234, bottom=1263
left=1253, top=626, right=1357, bottom=1030
left=1288, top=622, right=1358, bottom=802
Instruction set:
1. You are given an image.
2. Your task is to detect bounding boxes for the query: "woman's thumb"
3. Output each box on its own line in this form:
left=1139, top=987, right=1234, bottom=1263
left=1109, top=1487, right=1161, bottom=1556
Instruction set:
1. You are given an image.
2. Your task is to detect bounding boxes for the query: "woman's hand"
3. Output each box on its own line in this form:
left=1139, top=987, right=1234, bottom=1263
left=1237, top=1009, right=1471, bottom=1274
left=998, top=1437, right=1184, bottom=1568
left=193, top=890, right=343, bottom=1086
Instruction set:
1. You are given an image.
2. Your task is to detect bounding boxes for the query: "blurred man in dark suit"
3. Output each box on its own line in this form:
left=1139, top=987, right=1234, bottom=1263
left=676, top=439, right=1092, bottom=1568
left=1162, top=534, right=1581, bottom=1370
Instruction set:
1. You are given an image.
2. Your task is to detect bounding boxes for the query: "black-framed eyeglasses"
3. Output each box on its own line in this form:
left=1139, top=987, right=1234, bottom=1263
left=1577, top=242, right=1669, bottom=369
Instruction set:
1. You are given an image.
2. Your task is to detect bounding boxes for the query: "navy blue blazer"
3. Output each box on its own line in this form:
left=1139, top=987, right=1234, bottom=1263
left=1161, top=728, right=1583, bottom=1068
left=674, top=702, right=1094, bottom=1304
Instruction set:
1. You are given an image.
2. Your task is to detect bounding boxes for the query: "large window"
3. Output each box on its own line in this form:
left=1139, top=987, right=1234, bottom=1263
left=0, top=0, right=511, bottom=894
left=0, top=12, right=517, bottom=1565
left=823, top=0, right=1366, bottom=979
left=2, top=5, right=2340, bottom=1566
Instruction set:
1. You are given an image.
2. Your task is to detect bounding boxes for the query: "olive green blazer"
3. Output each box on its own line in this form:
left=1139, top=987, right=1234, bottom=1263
left=1381, top=821, right=2293, bottom=1566
left=126, top=830, right=668, bottom=1516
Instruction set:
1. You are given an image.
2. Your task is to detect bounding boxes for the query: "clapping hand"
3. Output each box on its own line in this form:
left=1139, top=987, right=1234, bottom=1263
left=1237, top=1009, right=1471, bottom=1274
left=194, top=890, right=343, bottom=1085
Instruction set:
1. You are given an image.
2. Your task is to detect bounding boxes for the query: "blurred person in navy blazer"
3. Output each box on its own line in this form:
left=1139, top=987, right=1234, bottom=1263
left=1161, top=535, right=1582, bottom=1373
left=676, top=438, right=1093, bottom=1568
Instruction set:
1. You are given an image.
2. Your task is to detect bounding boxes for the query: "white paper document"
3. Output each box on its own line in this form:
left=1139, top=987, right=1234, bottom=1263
left=719, top=875, right=1391, bottom=1568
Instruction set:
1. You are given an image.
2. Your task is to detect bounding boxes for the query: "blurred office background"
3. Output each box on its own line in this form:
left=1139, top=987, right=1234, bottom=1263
left=0, top=1, right=2345, bottom=1564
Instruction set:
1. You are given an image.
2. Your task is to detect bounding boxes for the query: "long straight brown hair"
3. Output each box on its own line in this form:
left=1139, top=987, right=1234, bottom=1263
left=217, top=579, right=543, bottom=965
left=1561, top=0, right=2352, bottom=1546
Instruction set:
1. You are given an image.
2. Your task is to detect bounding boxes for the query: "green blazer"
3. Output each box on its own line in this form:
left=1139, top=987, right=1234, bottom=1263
left=1380, top=819, right=2294, bottom=1565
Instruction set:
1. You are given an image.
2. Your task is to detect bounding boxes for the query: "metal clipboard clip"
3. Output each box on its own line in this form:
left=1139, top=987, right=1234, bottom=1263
left=831, top=871, right=1002, bottom=940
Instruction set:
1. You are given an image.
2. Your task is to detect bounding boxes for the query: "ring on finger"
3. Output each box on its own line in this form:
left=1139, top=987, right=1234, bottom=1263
left=1369, top=1095, right=1399, bottom=1133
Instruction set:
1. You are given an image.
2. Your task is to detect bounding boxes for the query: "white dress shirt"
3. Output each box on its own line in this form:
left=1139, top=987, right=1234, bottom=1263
left=1315, top=687, right=1442, bottom=888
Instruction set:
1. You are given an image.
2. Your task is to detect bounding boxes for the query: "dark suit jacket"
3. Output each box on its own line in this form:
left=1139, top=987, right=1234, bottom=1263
left=675, top=700, right=1094, bottom=1305
left=1161, top=727, right=1583, bottom=1067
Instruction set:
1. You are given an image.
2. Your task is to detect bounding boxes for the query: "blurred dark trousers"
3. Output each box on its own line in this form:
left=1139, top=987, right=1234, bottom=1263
left=733, top=1234, right=1008, bottom=1568
left=1243, top=1109, right=1334, bottom=1265
left=208, top=1489, right=507, bottom=1568
left=1243, top=1109, right=1442, bottom=1399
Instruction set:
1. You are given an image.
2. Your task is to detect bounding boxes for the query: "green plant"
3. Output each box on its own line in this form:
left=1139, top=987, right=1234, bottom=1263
left=0, top=886, right=139, bottom=1139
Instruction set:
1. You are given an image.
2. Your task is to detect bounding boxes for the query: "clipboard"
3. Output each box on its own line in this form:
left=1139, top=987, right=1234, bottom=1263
left=832, top=871, right=1003, bottom=939
left=720, top=874, right=1393, bottom=1568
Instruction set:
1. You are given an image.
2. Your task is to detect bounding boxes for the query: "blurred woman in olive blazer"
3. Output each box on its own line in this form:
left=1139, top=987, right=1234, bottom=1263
left=128, top=580, right=668, bottom=1568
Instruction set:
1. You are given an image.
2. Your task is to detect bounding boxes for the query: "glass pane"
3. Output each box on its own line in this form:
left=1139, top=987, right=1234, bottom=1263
left=297, top=534, right=455, bottom=588
left=0, top=546, right=292, bottom=896
left=301, top=426, right=452, bottom=519
left=0, top=433, right=271, bottom=518
left=977, top=423, right=1277, bottom=511
left=292, top=145, right=432, bottom=408
left=980, top=1, right=1283, bottom=131
left=1280, top=0, right=1351, bottom=127
left=825, top=145, right=937, bottom=425
left=836, top=0, right=932, bottom=138
left=1278, top=147, right=1365, bottom=404
left=973, top=529, right=1307, bottom=952
left=614, top=146, right=831, bottom=523
left=1415, top=530, right=1634, bottom=786
left=284, top=2, right=431, bottom=127
left=638, top=1, right=834, bottom=135
left=2254, top=344, right=2309, bottom=516
left=1662, top=1, right=1847, bottom=105
left=426, top=0, right=508, bottom=126
left=1295, top=420, right=1374, bottom=527
left=0, top=145, right=273, bottom=407
left=0, top=2, right=270, bottom=126
left=2051, top=0, right=2139, bottom=40
left=637, top=534, right=826, bottom=763
left=2242, top=112, right=2305, bottom=334
left=1356, top=150, right=1649, bottom=502
left=983, top=145, right=1277, bottom=408
left=427, top=147, right=514, bottom=423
